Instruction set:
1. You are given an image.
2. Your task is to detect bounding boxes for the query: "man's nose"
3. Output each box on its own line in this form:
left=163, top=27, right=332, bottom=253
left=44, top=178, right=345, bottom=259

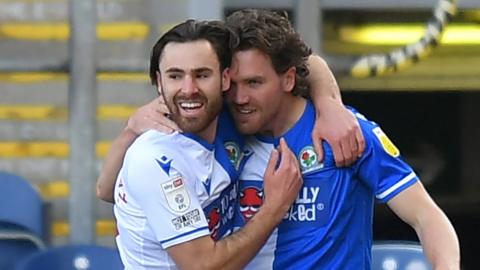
left=181, top=75, right=198, bottom=94
left=231, top=85, right=249, bottom=104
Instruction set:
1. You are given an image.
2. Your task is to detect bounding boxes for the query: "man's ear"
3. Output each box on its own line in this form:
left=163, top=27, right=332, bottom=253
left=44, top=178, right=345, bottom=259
left=221, top=68, right=231, bottom=92
left=282, top=66, right=296, bottom=93
left=156, top=71, right=163, bottom=95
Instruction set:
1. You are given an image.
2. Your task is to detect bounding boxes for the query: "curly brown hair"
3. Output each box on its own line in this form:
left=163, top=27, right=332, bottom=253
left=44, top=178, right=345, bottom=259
left=226, top=9, right=312, bottom=97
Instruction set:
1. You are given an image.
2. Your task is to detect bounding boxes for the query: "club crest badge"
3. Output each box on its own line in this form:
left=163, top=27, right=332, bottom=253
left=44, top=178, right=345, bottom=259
left=224, top=141, right=241, bottom=169
left=161, top=175, right=190, bottom=213
left=298, top=146, right=324, bottom=173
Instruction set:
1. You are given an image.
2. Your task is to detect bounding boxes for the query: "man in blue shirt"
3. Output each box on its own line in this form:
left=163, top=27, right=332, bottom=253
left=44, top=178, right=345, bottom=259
left=224, top=9, right=459, bottom=269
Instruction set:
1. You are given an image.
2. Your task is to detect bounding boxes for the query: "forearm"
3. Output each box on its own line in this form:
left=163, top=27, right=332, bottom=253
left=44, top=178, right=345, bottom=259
left=208, top=141, right=301, bottom=269
left=213, top=204, right=283, bottom=269
left=307, top=55, right=365, bottom=165
left=96, top=128, right=138, bottom=203
left=388, top=183, right=460, bottom=270
left=170, top=205, right=284, bottom=270
left=307, top=55, right=342, bottom=104
left=414, top=205, right=460, bottom=270
left=171, top=141, right=301, bottom=269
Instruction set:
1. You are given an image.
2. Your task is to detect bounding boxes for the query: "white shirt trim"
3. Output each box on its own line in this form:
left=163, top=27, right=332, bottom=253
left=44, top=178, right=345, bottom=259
left=376, top=171, right=417, bottom=200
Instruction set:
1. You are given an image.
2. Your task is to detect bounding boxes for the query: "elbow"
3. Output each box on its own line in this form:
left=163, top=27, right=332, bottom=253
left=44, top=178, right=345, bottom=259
left=96, top=181, right=114, bottom=203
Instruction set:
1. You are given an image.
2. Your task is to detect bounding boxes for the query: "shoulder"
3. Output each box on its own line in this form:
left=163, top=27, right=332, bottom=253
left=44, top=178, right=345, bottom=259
left=128, top=130, right=174, bottom=156
left=347, top=107, right=401, bottom=158
left=347, top=107, right=378, bottom=131
left=125, top=130, right=200, bottom=167
left=123, top=131, right=202, bottom=188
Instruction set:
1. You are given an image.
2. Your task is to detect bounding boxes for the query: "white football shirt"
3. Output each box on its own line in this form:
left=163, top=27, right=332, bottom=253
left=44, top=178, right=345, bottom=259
left=114, top=124, right=244, bottom=269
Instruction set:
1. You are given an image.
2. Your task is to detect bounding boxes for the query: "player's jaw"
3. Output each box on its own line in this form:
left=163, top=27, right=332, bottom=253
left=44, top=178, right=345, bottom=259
left=226, top=89, right=277, bottom=136
left=165, top=87, right=223, bottom=134
left=229, top=103, right=263, bottom=135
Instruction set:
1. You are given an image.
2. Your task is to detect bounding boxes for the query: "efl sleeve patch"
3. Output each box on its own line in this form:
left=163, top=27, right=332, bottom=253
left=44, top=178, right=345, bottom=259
left=161, top=175, right=191, bottom=213
left=372, top=127, right=400, bottom=158
left=171, top=209, right=203, bottom=230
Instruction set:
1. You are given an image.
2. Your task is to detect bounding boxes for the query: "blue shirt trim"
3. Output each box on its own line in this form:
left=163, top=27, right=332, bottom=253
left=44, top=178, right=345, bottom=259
left=182, top=133, right=215, bottom=151
left=160, top=226, right=210, bottom=245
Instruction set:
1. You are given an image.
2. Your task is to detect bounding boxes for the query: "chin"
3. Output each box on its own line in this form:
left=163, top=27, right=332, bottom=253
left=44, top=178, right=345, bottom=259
left=177, top=117, right=208, bottom=133
left=235, top=123, right=258, bottom=135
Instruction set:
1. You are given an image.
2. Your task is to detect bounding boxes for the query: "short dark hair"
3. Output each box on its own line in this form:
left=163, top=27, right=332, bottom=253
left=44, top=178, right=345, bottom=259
left=226, top=9, right=312, bottom=96
left=149, top=19, right=238, bottom=86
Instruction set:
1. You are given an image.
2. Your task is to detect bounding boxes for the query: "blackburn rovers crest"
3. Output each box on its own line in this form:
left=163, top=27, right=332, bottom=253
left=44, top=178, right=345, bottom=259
left=224, top=141, right=241, bottom=169
left=298, top=146, right=324, bottom=173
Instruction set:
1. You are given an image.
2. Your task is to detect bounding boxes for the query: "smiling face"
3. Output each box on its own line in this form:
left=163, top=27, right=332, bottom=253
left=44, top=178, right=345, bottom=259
left=157, top=40, right=229, bottom=137
left=226, top=49, right=295, bottom=135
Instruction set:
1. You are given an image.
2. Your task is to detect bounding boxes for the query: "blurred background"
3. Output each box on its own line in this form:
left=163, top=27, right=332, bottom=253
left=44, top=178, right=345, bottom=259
left=0, top=0, right=479, bottom=268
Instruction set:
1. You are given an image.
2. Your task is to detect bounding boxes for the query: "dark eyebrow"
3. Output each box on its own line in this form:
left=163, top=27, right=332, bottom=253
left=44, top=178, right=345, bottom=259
left=164, top=67, right=213, bottom=74
left=165, top=67, right=184, bottom=73
left=243, top=76, right=264, bottom=82
left=193, top=67, right=213, bottom=73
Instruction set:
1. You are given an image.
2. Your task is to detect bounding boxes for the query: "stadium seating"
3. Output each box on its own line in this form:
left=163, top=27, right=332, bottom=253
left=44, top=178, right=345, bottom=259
left=14, top=244, right=123, bottom=270
left=371, top=241, right=432, bottom=270
left=0, top=172, right=47, bottom=269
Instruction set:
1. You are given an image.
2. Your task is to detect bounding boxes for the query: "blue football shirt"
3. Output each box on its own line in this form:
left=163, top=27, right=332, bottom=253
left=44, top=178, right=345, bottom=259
left=235, top=101, right=418, bottom=269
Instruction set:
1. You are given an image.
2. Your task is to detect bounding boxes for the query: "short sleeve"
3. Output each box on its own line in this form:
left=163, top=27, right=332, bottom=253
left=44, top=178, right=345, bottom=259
left=352, top=111, right=419, bottom=203
left=125, top=146, right=210, bottom=248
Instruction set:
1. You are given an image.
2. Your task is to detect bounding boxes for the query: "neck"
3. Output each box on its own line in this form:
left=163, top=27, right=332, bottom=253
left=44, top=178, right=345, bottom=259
left=195, top=117, right=218, bottom=144
left=261, top=95, right=306, bottom=137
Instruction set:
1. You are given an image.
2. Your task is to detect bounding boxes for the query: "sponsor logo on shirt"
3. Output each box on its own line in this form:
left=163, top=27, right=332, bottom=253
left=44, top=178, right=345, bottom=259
left=171, top=209, right=202, bottom=230
left=237, top=180, right=331, bottom=228
left=156, top=155, right=173, bottom=176
left=161, top=175, right=191, bottom=213
left=202, top=177, right=212, bottom=195
left=372, top=127, right=400, bottom=157
left=207, top=207, right=221, bottom=239
left=204, top=182, right=238, bottom=240
left=281, top=179, right=331, bottom=228
left=239, top=186, right=263, bottom=221
left=298, top=146, right=324, bottom=173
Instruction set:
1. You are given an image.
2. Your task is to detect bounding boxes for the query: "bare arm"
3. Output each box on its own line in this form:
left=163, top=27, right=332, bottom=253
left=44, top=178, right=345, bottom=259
left=96, top=97, right=178, bottom=202
left=168, top=138, right=302, bottom=270
left=387, top=182, right=460, bottom=270
left=307, top=55, right=365, bottom=166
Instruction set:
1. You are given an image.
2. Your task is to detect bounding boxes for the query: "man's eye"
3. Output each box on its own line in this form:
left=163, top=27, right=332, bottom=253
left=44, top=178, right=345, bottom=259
left=197, top=73, right=209, bottom=79
left=248, top=80, right=261, bottom=86
left=169, top=74, right=181, bottom=80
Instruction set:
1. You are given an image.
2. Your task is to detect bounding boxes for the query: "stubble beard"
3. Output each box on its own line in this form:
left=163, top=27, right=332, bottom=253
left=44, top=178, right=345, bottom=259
left=161, top=82, right=224, bottom=134
left=227, top=104, right=260, bottom=136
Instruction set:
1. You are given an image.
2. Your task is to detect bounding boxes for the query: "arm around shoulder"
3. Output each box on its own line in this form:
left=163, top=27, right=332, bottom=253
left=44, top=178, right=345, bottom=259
left=96, top=128, right=138, bottom=203
left=307, top=55, right=365, bottom=166
left=307, top=55, right=341, bottom=101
